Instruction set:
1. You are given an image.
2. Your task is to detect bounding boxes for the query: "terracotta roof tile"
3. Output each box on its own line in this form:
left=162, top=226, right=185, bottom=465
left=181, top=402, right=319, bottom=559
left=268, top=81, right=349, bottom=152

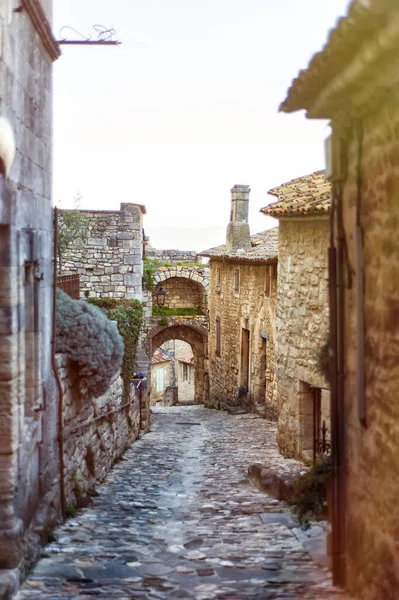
left=279, top=0, right=397, bottom=114
left=151, top=348, right=172, bottom=365
left=200, top=227, right=278, bottom=262
left=261, top=171, right=331, bottom=218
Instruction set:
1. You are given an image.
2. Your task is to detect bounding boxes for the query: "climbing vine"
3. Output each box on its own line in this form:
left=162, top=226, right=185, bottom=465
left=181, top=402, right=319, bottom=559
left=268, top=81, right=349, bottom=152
left=87, top=298, right=143, bottom=400
left=143, top=258, right=160, bottom=291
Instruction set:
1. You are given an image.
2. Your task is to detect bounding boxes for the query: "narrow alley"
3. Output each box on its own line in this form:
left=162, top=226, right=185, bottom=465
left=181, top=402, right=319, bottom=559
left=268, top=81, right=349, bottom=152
left=16, top=407, right=345, bottom=600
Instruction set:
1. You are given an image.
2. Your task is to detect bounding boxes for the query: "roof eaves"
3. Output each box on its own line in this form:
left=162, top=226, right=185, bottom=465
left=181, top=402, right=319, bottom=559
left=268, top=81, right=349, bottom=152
left=279, top=0, right=397, bottom=116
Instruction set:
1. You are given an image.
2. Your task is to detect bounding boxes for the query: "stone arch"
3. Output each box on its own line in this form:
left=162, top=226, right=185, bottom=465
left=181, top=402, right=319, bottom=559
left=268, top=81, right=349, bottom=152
left=153, top=267, right=209, bottom=314
left=154, top=266, right=209, bottom=292
left=145, top=319, right=208, bottom=404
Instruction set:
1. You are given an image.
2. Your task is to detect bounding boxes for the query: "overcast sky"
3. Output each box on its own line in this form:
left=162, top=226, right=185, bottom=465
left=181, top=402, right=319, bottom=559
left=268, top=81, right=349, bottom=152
left=53, top=0, right=350, bottom=251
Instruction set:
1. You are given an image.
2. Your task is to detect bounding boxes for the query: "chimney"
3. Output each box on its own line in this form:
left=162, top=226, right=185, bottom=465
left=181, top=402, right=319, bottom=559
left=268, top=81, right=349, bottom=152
left=225, top=185, right=251, bottom=251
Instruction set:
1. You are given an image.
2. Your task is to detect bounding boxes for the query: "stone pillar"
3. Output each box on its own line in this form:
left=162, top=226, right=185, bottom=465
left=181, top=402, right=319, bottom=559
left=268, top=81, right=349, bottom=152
left=225, top=185, right=251, bottom=251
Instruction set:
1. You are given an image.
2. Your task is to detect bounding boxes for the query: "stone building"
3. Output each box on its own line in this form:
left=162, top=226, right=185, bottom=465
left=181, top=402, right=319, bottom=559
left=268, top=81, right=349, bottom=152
left=175, top=341, right=195, bottom=405
left=150, top=340, right=195, bottom=405
left=60, top=203, right=146, bottom=300
left=0, top=0, right=60, bottom=595
left=279, top=0, right=399, bottom=596
left=262, top=172, right=331, bottom=461
left=201, top=185, right=278, bottom=417
left=150, top=347, right=172, bottom=403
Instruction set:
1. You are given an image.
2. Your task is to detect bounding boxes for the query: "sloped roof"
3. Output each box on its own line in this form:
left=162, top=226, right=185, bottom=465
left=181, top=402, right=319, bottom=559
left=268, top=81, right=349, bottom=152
left=261, top=171, right=331, bottom=218
left=279, top=0, right=398, bottom=115
left=151, top=348, right=172, bottom=365
left=200, top=227, right=278, bottom=262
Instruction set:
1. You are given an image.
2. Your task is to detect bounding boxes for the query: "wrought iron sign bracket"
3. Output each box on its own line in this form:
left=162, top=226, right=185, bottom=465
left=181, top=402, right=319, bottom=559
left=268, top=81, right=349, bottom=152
left=57, top=25, right=121, bottom=46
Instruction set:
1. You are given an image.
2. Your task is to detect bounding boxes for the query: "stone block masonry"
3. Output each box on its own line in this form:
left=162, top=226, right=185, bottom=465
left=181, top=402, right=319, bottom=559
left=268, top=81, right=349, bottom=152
left=0, top=2, right=59, bottom=596
left=145, top=248, right=200, bottom=262
left=275, top=218, right=330, bottom=460
left=60, top=203, right=145, bottom=300
left=57, top=355, right=141, bottom=508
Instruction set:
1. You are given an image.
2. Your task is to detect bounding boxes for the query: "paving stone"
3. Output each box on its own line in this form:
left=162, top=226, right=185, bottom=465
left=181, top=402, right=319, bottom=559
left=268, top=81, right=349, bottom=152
left=15, top=406, right=350, bottom=600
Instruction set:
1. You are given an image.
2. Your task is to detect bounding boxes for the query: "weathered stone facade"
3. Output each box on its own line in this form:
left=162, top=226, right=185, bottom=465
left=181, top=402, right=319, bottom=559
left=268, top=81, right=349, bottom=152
left=273, top=217, right=330, bottom=460
left=201, top=186, right=279, bottom=417
left=0, top=2, right=60, bottom=596
left=175, top=340, right=195, bottom=404
left=336, top=98, right=399, bottom=598
left=280, top=2, right=399, bottom=596
left=152, top=271, right=208, bottom=313
left=57, top=356, right=141, bottom=508
left=206, top=258, right=278, bottom=416
left=60, top=204, right=145, bottom=300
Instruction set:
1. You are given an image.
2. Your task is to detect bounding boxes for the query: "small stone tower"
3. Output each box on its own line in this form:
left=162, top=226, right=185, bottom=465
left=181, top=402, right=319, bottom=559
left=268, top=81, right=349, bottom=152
left=225, top=184, right=251, bottom=251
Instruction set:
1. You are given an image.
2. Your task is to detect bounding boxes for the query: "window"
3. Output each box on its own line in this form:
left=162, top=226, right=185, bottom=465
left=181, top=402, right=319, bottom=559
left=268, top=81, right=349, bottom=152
left=181, top=363, right=192, bottom=383
left=240, top=328, right=250, bottom=392
left=216, top=316, right=221, bottom=357
left=216, top=267, right=221, bottom=292
left=265, top=266, right=271, bottom=297
left=156, top=368, right=164, bottom=392
left=234, top=269, right=240, bottom=294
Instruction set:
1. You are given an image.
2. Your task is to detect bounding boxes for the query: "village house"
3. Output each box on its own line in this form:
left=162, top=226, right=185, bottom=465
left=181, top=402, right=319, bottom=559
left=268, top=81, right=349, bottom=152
left=150, top=340, right=195, bottom=405
left=261, top=172, right=331, bottom=461
left=200, top=185, right=278, bottom=417
left=0, top=0, right=60, bottom=594
left=150, top=347, right=172, bottom=404
left=279, top=0, right=399, bottom=597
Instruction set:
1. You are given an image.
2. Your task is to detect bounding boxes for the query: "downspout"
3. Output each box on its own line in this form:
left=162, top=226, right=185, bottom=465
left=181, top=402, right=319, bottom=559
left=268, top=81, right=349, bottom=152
left=52, top=206, right=66, bottom=519
left=336, top=177, right=347, bottom=586
left=328, top=182, right=341, bottom=585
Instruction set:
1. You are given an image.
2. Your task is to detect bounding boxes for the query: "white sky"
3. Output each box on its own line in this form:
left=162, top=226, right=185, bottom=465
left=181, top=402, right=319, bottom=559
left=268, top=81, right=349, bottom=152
left=53, top=0, right=350, bottom=251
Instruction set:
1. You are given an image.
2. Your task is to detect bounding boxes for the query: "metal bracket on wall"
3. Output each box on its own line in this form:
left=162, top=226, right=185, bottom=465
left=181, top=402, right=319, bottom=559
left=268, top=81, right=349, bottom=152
left=58, top=25, right=121, bottom=46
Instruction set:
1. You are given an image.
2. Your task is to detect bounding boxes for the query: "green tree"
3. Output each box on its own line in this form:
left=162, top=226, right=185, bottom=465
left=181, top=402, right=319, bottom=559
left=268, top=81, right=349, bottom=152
left=57, top=194, right=89, bottom=275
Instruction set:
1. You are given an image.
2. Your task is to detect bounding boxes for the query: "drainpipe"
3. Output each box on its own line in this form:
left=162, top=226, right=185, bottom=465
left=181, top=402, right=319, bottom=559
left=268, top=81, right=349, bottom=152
left=328, top=188, right=340, bottom=584
left=52, top=206, right=66, bottom=519
left=329, top=175, right=348, bottom=587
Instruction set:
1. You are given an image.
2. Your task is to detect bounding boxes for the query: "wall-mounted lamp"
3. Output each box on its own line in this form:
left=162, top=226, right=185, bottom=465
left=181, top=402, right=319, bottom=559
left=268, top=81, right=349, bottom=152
left=155, top=286, right=166, bottom=307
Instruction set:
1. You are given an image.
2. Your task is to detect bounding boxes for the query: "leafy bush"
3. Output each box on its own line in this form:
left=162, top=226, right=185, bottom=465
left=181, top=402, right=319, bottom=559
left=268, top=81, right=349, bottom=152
left=289, top=455, right=332, bottom=529
left=87, top=297, right=144, bottom=401
left=143, top=258, right=159, bottom=291
left=56, top=289, right=124, bottom=398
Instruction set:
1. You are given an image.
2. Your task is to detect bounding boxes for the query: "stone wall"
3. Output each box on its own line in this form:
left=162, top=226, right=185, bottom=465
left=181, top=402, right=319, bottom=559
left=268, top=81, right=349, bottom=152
left=275, top=218, right=330, bottom=460
left=0, top=2, right=59, bottom=595
left=207, top=259, right=278, bottom=417
left=337, top=91, right=399, bottom=600
left=152, top=276, right=207, bottom=313
left=60, top=204, right=145, bottom=300
left=145, top=248, right=199, bottom=262
left=57, top=356, right=141, bottom=507
left=175, top=340, right=195, bottom=404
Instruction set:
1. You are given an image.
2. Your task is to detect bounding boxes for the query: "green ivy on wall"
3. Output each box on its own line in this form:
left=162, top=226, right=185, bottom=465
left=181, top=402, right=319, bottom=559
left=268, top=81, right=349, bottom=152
left=87, top=298, right=144, bottom=400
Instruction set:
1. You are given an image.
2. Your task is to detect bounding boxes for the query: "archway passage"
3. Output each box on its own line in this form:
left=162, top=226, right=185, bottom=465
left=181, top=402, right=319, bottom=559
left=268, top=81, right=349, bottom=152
left=152, top=276, right=207, bottom=313
left=145, top=321, right=208, bottom=404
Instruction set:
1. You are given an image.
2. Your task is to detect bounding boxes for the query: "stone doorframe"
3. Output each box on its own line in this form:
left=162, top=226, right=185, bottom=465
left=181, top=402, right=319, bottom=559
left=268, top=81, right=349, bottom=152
left=144, top=317, right=208, bottom=404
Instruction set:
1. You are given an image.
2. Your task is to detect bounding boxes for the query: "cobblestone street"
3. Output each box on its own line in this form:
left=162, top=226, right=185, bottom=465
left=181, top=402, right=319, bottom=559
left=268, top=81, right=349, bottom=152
left=16, top=407, right=346, bottom=600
